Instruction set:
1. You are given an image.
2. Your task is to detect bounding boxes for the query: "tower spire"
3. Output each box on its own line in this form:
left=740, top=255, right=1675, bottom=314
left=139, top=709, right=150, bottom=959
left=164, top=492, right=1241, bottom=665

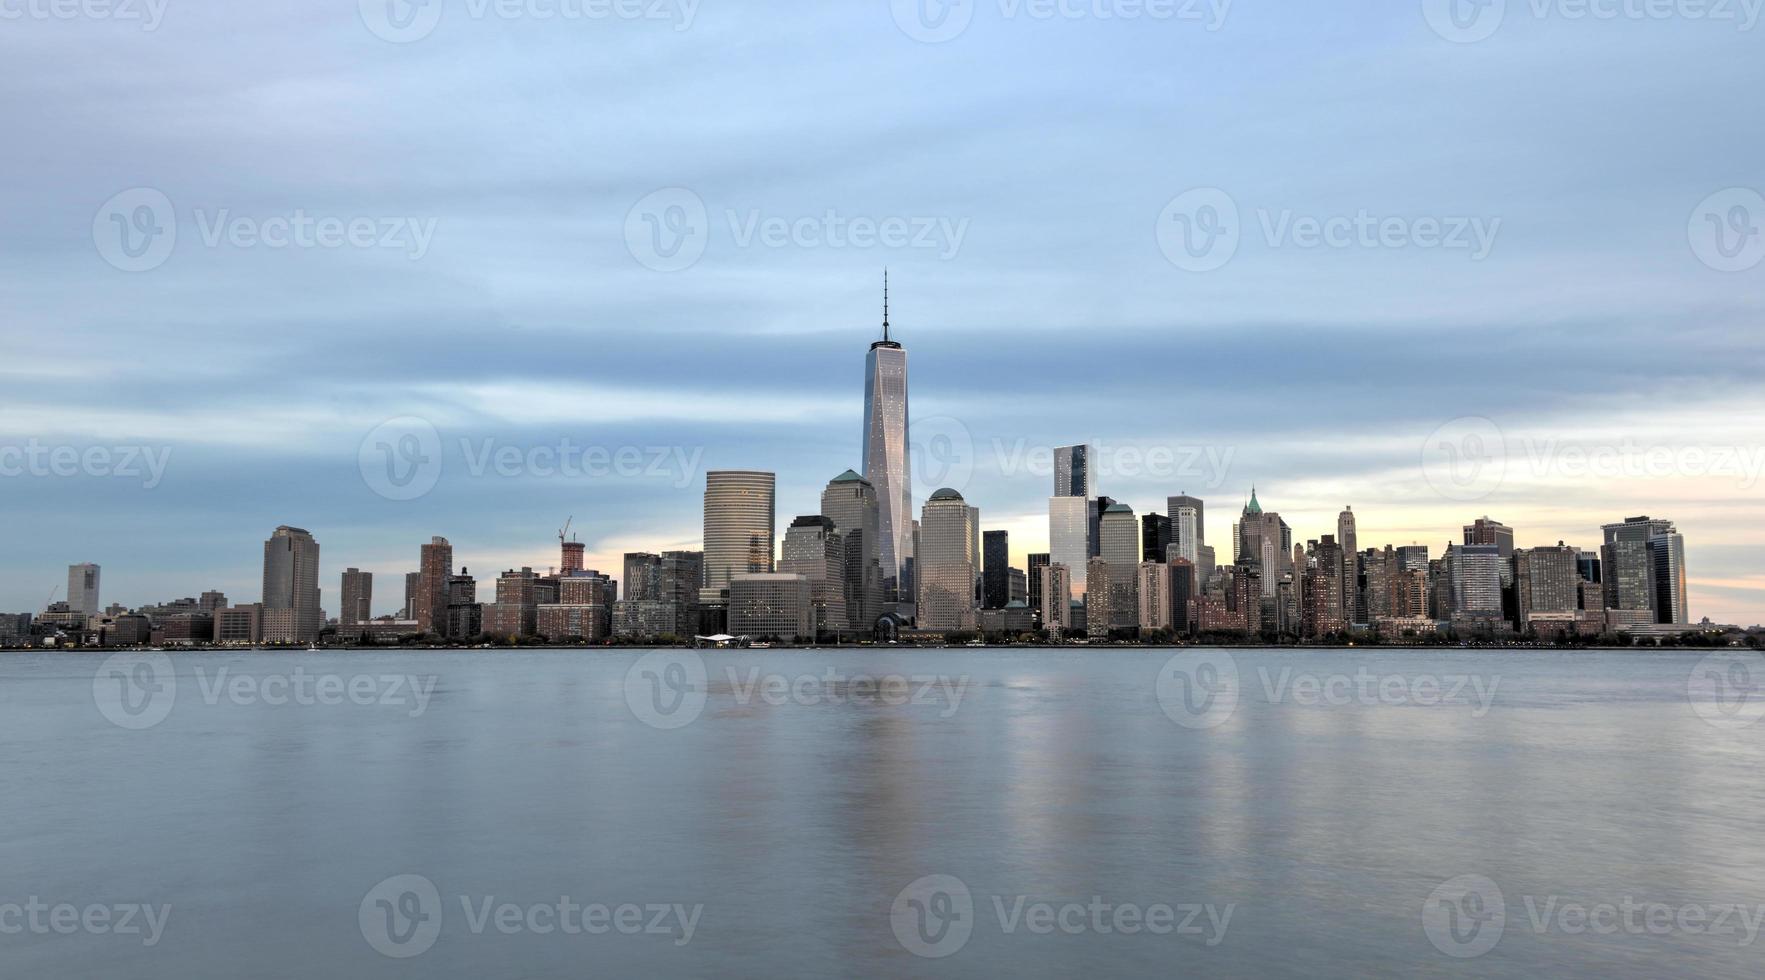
left=882, top=268, right=890, bottom=342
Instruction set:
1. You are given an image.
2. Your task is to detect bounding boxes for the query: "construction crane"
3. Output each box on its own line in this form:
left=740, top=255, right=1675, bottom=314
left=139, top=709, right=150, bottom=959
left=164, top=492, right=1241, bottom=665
left=558, top=515, right=574, bottom=545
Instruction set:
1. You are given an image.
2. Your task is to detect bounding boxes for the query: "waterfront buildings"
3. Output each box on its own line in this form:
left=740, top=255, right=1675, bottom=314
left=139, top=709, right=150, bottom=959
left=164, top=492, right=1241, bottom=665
left=340, top=568, right=372, bottom=625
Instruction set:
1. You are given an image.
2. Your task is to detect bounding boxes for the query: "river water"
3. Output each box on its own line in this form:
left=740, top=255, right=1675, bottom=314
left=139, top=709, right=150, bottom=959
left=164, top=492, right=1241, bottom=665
left=2, top=646, right=1761, bottom=977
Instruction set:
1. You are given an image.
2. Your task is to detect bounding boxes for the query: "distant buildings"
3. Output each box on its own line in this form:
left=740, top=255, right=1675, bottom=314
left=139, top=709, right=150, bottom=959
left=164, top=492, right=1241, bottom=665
left=780, top=515, right=849, bottom=639
left=728, top=573, right=812, bottom=640
left=66, top=563, right=101, bottom=617
left=340, top=568, right=372, bottom=626
left=416, top=537, right=453, bottom=639
left=1050, top=445, right=1093, bottom=592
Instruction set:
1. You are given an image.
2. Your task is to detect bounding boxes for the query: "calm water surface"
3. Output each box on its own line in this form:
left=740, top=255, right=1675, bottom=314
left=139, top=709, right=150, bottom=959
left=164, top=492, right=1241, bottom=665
left=2, top=647, right=1761, bottom=978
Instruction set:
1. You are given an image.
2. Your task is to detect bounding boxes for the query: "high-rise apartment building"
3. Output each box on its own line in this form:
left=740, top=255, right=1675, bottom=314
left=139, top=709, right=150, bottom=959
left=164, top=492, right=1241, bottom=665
left=340, top=568, right=372, bottom=625
left=703, top=470, right=776, bottom=590
left=416, top=537, right=453, bottom=638
left=1027, top=553, right=1051, bottom=626
left=623, top=553, right=662, bottom=601
left=1515, top=542, right=1579, bottom=626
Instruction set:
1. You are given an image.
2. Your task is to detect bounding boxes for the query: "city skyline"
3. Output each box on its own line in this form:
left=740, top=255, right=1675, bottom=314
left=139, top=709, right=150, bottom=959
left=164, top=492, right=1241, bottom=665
left=6, top=294, right=1734, bottom=631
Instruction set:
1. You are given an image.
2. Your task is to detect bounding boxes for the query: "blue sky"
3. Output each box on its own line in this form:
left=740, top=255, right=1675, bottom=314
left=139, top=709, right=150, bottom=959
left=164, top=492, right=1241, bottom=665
left=2, top=0, right=1762, bottom=623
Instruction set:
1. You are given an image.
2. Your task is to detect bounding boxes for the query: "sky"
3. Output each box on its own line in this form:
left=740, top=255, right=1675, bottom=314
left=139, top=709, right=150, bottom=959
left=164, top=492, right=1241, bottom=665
left=2, top=0, right=1762, bottom=624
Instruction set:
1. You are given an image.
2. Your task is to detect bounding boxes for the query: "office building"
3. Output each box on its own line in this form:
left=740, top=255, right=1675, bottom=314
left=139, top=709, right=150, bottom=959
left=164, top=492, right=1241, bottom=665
left=917, top=489, right=977, bottom=631
left=1099, top=503, right=1140, bottom=631
left=1142, top=512, right=1171, bottom=564
left=982, top=530, right=1011, bottom=609
left=728, top=573, right=813, bottom=640
left=862, top=274, right=914, bottom=613
left=262, top=526, right=321, bottom=643
left=703, top=470, right=776, bottom=590
left=66, top=563, right=101, bottom=617
left=822, top=470, right=884, bottom=631
left=780, top=515, right=849, bottom=638
left=1038, top=563, right=1073, bottom=632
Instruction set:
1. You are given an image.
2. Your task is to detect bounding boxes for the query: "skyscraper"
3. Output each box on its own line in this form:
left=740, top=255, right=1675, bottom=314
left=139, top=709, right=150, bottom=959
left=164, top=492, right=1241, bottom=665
left=1169, top=494, right=1206, bottom=553
left=1050, top=444, right=1093, bottom=592
left=982, top=530, right=1011, bottom=609
left=822, top=469, right=883, bottom=631
left=780, top=515, right=849, bottom=638
left=1141, top=512, right=1171, bottom=564
left=1027, top=553, right=1051, bottom=626
left=417, top=537, right=453, bottom=638
left=340, top=568, right=372, bottom=625
left=66, top=563, right=101, bottom=617
left=1055, top=445, right=1094, bottom=498
left=862, top=273, right=913, bottom=615
left=703, top=470, right=776, bottom=590
left=917, top=488, right=976, bottom=631
left=262, top=526, right=321, bottom=643
left=1601, top=516, right=1689, bottom=625
left=1336, top=507, right=1358, bottom=627
left=1099, top=503, right=1140, bottom=630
